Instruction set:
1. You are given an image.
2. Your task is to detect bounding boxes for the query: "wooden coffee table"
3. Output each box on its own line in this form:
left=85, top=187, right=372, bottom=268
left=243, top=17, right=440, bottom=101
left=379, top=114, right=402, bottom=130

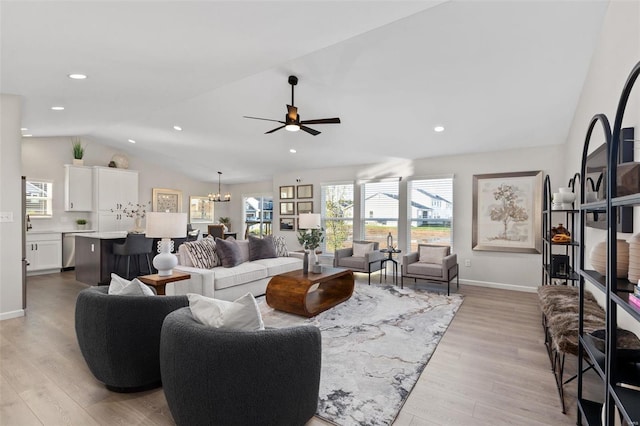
left=266, top=267, right=354, bottom=317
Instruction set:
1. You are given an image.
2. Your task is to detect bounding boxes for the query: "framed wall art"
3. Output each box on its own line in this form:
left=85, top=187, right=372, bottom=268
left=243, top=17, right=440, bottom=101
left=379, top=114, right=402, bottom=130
left=188, top=196, right=214, bottom=224
left=152, top=188, right=183, bottom=213
left=280, top=185, right=295, bottom=199
left=280, top=201, right=295, bottom=215
left=297, top=201, right=313, bottom=214
left=472, top=170, right=542, bottom=253
left=297, top=184, right=313, bottom=199
left=279, top=218, right=295, bottom=231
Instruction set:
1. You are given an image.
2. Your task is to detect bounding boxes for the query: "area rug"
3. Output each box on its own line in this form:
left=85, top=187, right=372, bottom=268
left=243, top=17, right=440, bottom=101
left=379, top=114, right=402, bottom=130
left=258, top=284, right=464, bottom=426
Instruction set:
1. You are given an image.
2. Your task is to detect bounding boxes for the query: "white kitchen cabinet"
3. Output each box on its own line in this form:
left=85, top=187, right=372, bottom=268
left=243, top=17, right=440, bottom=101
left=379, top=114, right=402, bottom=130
left=64, top=165, right=93, bottom=211
left=92, top=167, right=139, bottom=232
left=95, top=211, right=134, bottom=233
left=94, top=167, right=139, bottom=212
left=26, top=233, right=61, bottom=273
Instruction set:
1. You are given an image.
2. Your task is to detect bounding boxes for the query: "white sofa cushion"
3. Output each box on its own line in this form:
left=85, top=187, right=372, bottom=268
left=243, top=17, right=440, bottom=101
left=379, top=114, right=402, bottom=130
left=252, top=257, right=302, bottom=276
left=213, top=261, right=268, bottom=290
left=188, top=292, right=264, bottom=331
left=108, top=273, right=155, bottom=296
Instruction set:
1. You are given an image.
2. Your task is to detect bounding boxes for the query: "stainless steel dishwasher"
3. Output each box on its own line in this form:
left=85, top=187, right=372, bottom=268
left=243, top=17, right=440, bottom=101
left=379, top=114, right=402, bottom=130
left=62, top=232, right=80, bottom=269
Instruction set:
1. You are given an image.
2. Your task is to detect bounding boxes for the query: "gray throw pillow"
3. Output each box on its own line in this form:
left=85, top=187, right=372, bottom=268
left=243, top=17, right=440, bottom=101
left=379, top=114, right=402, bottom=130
left=248, top=235, right=277, bottom=261
left=214, top=237, right=243, bottom=268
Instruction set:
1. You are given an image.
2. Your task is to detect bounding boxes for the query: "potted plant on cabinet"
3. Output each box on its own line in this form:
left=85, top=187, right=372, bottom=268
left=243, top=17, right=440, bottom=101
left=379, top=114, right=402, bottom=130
left=71, top=137, right=85, bottom=166
left=76, top=219, right=87, bottom=230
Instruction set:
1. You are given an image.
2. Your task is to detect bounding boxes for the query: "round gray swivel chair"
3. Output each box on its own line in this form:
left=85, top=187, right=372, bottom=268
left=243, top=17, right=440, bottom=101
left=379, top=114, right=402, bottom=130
left=112, top=233, right=153, bottom=279
left=75, top=286, right=188, bottom=392
left=160, top=307, right=322, bottom=426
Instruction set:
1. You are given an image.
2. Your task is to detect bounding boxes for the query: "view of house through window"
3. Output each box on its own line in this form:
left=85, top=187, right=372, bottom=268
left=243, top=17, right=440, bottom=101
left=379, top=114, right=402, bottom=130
left=362, top=180, right=399, bottom=248
left=408, top=178, right=453, bottom=251
left=321, top=183, right=354, bottom=252
left=244, top=195, right=273, bottom=237
left=26, top=180, right=53, bottom=217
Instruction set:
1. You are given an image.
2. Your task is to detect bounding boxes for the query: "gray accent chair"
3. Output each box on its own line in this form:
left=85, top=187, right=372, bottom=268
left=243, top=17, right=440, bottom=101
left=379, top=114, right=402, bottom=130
left=401, top=244, right=459, bottom=295
left=333, top=240, right=386, bottom=284
left=160, top=307, right=321, bottom=426
left=74, top=286, right=188, bottom=392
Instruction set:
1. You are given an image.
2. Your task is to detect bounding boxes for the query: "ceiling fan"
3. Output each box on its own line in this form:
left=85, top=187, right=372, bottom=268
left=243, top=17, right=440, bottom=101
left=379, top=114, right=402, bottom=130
left=244, top=75, right=340, bottom=136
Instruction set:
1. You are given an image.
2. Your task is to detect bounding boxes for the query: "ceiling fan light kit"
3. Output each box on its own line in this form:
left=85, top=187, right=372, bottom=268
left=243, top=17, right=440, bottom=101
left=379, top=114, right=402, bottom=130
left=244, top=75, right=340, bottom=136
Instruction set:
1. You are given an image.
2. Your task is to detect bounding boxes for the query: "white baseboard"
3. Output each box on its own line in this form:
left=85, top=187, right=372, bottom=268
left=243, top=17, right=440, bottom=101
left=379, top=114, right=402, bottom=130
left=0, top=309, right=25, bottom=321
left=460, top=279, right=538, bottom=293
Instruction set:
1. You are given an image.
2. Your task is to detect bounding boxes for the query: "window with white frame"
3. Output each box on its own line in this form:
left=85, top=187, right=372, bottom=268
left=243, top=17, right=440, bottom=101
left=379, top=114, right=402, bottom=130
left=244, top=194, right=273, bottom=237
left=362, top=179, right=399, bottom=248
left=408, top=177, right=453, bottom=252
left=321, top=183, right=354, bottom=252
left=26, top=180, right=53, bottom=218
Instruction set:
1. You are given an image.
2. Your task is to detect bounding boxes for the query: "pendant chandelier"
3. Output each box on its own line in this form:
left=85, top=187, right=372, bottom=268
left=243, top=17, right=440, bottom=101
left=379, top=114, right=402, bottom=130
left=208, top=171, right=231, bottom=202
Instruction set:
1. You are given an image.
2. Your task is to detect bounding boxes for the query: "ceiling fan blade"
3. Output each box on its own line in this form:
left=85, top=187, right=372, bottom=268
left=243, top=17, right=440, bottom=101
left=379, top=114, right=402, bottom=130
left=265, top=125, right=286, bottom=134
left=300, top=117, right=341, bottom=125
left=243, top=116, right=285, bottom=123
left=287, top=105, right=298, bottom=121
left=300, top=125, right=320, bottom=136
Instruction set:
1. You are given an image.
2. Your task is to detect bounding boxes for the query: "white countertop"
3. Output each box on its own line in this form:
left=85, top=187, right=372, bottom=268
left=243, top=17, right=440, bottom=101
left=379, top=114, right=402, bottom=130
left=27, top=229, right=96, bottom=235
left=75, top=231, right=128, bottom=239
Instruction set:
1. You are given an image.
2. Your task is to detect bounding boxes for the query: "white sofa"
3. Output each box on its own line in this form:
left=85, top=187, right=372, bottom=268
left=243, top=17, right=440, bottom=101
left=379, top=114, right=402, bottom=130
left=168, top=239, right=302, bottom=301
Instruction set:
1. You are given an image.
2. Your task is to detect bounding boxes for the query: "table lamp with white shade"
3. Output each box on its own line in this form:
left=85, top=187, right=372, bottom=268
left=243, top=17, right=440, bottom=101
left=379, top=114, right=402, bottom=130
left=145, top=212, right=187, bottom=276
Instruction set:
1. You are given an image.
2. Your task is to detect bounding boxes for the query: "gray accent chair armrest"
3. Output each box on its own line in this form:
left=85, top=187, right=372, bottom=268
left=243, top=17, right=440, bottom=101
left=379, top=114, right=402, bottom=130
left=74, top=286, right=188, bottom=392
left=160, top=307, right=321, bottom=426
left=402, top=251, right=419, bottom=272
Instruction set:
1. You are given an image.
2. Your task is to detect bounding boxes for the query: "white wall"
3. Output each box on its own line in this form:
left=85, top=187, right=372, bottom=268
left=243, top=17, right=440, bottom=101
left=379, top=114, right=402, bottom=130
left=21, top=137, right=224, bottom=232
left=562, top=0, right=640, bottom=333
left=229, top=146, right=565, bottom=292
left=0, top=94, right=25, bottom=320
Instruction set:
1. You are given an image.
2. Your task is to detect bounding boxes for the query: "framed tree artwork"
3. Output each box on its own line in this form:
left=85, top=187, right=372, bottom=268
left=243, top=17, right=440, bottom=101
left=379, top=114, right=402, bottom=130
left=472, top=170, right=542, bottom=253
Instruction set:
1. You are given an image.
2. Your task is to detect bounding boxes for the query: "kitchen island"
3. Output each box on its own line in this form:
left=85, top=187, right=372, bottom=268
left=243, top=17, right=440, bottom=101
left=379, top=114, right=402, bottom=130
left=75, top=232, right=127, bottom=285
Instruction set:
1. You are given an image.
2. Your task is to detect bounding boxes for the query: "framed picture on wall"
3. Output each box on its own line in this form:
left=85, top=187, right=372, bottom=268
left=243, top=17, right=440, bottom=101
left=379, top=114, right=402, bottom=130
left=472, top=170, right=542, bottom=253
left=280, top=202, right=295, bottom=215
left=297, top=184, right=313, bottom=199
left=152, top=188, right=183, bottom=213
left=280, top=186, right=295, bottom=199
left=297, top=201, right=313, bottom=214
left=279, top=218, right=295, bottom=231
left=188, top=196, right=214, bottom=224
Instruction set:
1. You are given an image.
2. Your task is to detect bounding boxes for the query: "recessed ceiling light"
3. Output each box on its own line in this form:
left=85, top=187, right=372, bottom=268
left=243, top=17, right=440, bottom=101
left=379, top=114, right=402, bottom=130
left=434, top=126, right=445, bottom=133
left=21, top=127, right=28, bottom=131
left=289, top=149, right=297, bottom=154
left=173, top=125, right=182, bottom=131
left=128, top=139, right=136, bottom=144
left=51, top=106, right=65, bottom=111
left=68, top=74, right=87, bottom=80
left=23, top=134, right=33, bottom=137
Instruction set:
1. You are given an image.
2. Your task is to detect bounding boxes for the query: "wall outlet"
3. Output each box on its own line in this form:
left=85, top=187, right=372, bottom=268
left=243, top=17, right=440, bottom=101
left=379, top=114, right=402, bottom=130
left=0, top=212, right=14, bottom=222
left=464, top=259, right=471, bottom=267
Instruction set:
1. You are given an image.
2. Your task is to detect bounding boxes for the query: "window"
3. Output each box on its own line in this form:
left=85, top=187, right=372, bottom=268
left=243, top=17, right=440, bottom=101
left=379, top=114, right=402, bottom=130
left=244, top=194, right=273, bottom=237
left=362, top=180, right=399, bottom=247
left=321, top=183, right=354, bottom=252
left=26, top=180, right=53, bottom=217
left=408, top=178, right=453, bottom=252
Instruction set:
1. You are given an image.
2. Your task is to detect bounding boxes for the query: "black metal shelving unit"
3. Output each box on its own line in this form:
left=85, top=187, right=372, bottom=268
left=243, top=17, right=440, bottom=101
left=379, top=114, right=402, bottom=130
left=577, top=61, right=640, bottom=426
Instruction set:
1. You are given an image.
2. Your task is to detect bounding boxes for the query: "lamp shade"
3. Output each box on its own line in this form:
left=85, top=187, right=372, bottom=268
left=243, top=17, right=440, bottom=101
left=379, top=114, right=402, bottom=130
left=299, top=213, right=321, bottom=230
left=145, top=212, right=187, bottom=238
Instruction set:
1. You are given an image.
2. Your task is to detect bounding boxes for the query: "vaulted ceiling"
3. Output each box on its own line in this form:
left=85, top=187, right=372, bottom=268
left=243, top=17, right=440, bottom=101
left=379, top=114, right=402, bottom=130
left=1, top=1, right=608, bottom=184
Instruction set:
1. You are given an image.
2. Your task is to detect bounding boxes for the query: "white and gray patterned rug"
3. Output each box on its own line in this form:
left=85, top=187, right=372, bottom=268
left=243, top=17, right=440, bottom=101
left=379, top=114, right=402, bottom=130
left=259, top=283, right=464, bottom=426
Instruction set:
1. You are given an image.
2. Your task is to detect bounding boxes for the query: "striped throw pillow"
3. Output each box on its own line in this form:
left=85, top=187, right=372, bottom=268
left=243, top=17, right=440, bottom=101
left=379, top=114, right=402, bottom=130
left=184, top=237, right=220, bottom=269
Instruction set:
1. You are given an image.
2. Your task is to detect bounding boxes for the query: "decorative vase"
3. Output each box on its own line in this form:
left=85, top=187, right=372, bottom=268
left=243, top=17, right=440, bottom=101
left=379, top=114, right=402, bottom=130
left=589, top=239, right=630, bottom=277
left=73, top=158, right=84, bottom=166
left=387, top=232, right=393, bottom=250
left=131, top=217, right=145, bottom=234
left=628, top=234, right=640, bottom=283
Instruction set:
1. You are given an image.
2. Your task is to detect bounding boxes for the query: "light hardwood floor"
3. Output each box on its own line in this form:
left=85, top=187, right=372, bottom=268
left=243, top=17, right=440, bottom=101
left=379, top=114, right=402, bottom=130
left=1, top=272, right=580, bottom=425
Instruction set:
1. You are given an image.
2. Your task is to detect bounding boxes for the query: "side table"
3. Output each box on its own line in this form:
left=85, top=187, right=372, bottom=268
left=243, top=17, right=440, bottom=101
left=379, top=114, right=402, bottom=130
left=138, top=271, right=191, bottom=295
left=379, top=249, right=401, bottom=285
